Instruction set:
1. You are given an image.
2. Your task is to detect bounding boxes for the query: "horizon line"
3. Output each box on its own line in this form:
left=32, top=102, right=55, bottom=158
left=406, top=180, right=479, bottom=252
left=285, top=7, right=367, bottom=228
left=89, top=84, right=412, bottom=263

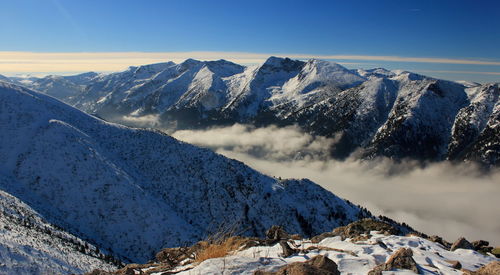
left=0, top=51, right=499, bottom=82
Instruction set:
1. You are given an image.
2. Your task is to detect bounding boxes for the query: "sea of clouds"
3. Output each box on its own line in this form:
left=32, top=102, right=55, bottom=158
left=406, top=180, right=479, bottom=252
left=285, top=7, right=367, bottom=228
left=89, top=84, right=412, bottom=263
left=171, top=124, right=500, bottom=246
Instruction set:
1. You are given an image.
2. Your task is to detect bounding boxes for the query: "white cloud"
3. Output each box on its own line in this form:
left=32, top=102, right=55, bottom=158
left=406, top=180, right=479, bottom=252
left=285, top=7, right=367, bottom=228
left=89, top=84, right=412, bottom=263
left=171, top=125, right=500, bottom=246
left=417, top=70, right=500, bottom=76
left=119, top=114, right=160, bottom=128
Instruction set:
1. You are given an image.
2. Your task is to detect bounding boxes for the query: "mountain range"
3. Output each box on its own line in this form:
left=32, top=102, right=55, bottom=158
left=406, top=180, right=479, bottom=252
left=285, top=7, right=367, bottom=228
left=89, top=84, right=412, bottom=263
left=1, top=57, right=499, bottom=273
left=4, top=57, right=498, bottom=166
left=0, top=81, right=372, bottom=273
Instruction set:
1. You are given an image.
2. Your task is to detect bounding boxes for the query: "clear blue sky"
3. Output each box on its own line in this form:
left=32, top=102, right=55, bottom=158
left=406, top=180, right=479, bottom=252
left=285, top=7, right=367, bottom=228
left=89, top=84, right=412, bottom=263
left=1, top=0, right=500, bottom=82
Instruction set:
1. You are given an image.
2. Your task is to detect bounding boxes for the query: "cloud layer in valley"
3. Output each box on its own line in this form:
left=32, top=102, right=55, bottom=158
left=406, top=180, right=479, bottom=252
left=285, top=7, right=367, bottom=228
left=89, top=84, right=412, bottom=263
left=171, top=124, right=500, bottom=246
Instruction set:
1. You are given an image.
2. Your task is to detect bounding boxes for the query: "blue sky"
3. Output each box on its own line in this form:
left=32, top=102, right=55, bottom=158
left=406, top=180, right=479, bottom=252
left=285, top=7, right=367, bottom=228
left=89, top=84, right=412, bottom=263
left=1, top=0, right=499, bottom=82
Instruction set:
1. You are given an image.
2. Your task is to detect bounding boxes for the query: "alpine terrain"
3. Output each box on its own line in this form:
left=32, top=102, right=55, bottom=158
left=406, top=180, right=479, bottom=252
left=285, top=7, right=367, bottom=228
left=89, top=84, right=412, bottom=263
left=9, top=57, right=499, bottom=166
left=0, top=81, right=372, bottom=273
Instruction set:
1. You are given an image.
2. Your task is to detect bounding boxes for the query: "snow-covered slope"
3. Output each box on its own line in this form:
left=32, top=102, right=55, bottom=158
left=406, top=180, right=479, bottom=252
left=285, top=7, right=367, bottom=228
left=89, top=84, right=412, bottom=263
left=448, top=83, right=499, bottom=164
left=10, top=72, right=98, bottom=102
left=0, top=182, right=117, bottom=274
left=364, top=74, right=469, bottom=160
left=9, top=58, right=500, bottom=165
left=283, top=77, right=399, bottom=159
left=0, top=81, right=370, bottom=264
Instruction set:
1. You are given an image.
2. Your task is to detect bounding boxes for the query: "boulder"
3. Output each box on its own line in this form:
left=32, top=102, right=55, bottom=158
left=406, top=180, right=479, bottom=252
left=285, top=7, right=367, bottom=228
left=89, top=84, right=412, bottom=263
left=445, top=260, right=462, bottom=269
left=472, top=240, right=489, bottom=250
left=335, top=219, right=400, bottom=241
left=491, top=247, right=500, bottom=258
left=274, top=263, right=333, bottom=275
left=311, top=232, right=338, bottom=243
left=368, top=248, right=419, bottom=275
left=428, top=235, right=450, bottom=248
left=450, top=237, right=474, bottom=251
left=254, top=255, right=340, bottom=275
left=463, top=261, right=500, bottom=275
left=279, top=241, right=298, bottom=257
left=266, top=225, right=290, bottom=242
left=311, top=219, right=400, bottom=243
left=307, top=255, right=340, bottom=273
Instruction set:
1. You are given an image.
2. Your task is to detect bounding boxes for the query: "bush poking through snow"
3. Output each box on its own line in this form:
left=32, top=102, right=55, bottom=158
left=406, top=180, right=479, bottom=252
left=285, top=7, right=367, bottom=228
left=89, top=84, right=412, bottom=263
left=194, top=236, right=251, bottom=263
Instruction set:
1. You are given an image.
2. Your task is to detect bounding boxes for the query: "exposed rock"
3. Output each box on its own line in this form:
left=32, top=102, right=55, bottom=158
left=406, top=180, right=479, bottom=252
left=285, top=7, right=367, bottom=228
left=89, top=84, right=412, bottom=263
left=491, top=247, right=500, bottom=258
left=463, top=261, right=500, bottom=275
left=254, top=270, right=274, bottom=275
left=333, top=218, right=400, bottom=241
left=266, top=225, right=290, bottom=243
left=115, top=267, right=136, bottom=275
left=368, top=248, right=419, bottom=275
left=307, top=255, right=340, bottom=274
left=155, top=245, right=200, bottom=266
left=445, top=260, right=462, bottom=269
left=255, top=255, right=340, bottom=275
left=350, top=235, right=371, bottom=243
left=86, top=266, right=140, bottom=275
left=255, top=263, right=332, bottom=275
left=279, top=241, right=298, bottom=257
left=472, top=240, right=490, bottom=250
left=311, top=219, right=401, bottom=243
left=311, top=232, right=338, bottom=243
left=471, top=240, right=493, bottom=254
left=428, top=235, right=451, bottom=248
left=450, top=237, right=474, bottom=251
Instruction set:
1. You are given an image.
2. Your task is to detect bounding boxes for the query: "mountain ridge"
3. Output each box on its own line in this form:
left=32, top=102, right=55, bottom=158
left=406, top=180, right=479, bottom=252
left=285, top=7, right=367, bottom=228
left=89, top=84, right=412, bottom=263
left=0, top=81, right=371, bottom=268
left=6, top=57, right=500, bottom=166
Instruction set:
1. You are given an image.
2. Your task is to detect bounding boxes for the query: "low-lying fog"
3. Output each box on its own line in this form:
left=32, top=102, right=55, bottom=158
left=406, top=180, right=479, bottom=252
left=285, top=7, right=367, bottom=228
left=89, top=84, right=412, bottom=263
left=171, top=124, right=500, bottom=246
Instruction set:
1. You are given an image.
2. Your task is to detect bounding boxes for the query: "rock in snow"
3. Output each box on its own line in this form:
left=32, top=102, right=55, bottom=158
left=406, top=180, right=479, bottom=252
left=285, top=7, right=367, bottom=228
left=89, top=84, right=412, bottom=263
left=88, top=224, right=498, bottom=275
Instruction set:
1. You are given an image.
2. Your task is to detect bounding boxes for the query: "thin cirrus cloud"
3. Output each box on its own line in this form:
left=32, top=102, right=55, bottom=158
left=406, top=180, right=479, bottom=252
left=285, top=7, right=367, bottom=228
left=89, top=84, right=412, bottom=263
left=1, top=51, right=500, bottom=76
left=417, top=70, right=500, bottom=76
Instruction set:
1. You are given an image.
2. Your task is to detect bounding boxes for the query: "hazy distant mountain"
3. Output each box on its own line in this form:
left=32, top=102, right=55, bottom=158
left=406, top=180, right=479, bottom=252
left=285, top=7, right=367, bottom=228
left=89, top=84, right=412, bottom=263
left=10, top=57, right=500, bottom=165
left=0, top=81, right=369, bottom=267
left=8, top=72, right=98, bottom=101
left=0, top=74, right=12, bottom=83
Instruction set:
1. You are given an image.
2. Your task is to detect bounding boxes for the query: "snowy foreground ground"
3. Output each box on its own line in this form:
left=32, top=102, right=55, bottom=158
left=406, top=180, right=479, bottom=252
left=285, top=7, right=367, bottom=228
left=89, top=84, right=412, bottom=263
left=125, top=232, right=497, bottom=275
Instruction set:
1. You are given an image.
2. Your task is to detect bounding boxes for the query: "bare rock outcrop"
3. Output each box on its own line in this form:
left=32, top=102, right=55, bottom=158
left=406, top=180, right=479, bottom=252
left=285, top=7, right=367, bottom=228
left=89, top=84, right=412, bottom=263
left=368, top=247, right=419, bottom=275
left=254, top=255, right=340, bottom=275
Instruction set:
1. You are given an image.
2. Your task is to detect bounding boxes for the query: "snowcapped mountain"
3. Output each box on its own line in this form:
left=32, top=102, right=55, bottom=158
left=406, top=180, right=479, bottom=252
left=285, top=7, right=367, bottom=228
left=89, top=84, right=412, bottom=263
left=449, top=83, right=499, bottom=164
left=0, top=81, right=371, bottom=268
left=9, top=57, right=500, bottom=165
left=362, top=75, right=469, bottom=160
left=8, top=72, right=98, bottom=101
left=0, top=74, right=12, bottom=83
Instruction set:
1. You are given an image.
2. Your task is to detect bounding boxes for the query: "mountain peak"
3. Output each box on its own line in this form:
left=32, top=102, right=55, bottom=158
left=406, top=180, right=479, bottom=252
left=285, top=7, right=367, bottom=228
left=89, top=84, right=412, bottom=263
left=261, top=56, right=305, bottom=72
left=305, top=59, right=352, bottom=72
left=205, top=59, right=245, bottom=77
